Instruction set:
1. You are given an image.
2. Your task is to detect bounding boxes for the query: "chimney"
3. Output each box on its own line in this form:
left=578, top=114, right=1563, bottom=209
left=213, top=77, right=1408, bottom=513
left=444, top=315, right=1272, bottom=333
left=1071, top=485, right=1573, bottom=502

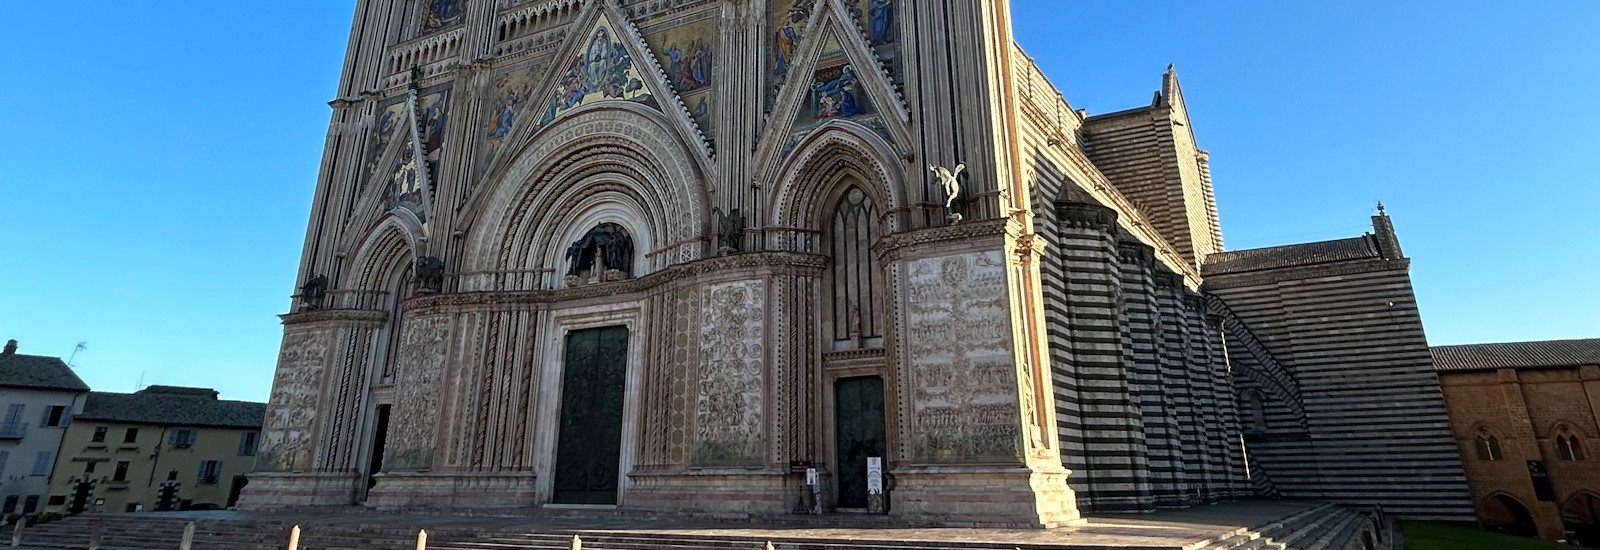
left=2, top=340, right=15, bottom=355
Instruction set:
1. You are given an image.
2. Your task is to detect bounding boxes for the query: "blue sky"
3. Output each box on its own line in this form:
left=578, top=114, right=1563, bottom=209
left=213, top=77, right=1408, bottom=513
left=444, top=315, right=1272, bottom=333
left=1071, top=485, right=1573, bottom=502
left=2, top=2, right=1595, bottom=402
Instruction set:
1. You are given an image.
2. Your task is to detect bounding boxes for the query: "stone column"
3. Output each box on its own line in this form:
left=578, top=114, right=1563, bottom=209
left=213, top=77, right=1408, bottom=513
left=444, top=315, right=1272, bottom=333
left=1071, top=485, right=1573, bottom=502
left=1053, top=202, right=1148, bottom=512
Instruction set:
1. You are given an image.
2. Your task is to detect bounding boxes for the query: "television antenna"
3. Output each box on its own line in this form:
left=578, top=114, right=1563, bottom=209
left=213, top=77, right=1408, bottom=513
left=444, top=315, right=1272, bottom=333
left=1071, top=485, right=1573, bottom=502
left=67, top=341, right=88, bottom=367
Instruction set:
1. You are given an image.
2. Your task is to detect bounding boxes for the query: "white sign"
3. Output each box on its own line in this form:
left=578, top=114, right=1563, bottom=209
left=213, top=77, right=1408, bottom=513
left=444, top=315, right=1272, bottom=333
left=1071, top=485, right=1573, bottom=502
left=805, top=467, right=819, bottom=486
left=866, top=457, right=883, bottom=494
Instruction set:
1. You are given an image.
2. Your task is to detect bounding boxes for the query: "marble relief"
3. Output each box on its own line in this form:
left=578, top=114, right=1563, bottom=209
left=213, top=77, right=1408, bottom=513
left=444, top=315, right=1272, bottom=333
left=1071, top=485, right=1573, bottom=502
left=258, top=330, right=329, bottom=472
left=385, top=314, right=451, bottom=470
left=904, top=251, right=1022, bottom=463
left=693, top=280, right=766, bottom=465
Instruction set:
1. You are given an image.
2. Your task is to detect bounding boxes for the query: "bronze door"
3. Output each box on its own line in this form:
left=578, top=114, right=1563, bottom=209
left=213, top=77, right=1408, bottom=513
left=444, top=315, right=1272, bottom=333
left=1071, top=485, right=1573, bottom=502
left=552, top=326, right=629, bottom=505
left=834, top=376, right=886, bottom=508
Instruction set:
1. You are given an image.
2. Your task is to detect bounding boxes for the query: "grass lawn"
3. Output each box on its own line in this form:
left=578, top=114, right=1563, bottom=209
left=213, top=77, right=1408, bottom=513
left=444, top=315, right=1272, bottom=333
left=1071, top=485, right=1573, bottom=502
left=1401, top=520, right=1572, bottom=550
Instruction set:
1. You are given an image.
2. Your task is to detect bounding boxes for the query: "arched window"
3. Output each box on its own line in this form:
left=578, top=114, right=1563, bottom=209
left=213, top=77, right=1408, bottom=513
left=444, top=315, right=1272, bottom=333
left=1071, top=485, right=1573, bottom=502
left=1243, top=390, right=1268, bottom=435
left=1475, top=428, right=1503, bottom=461
left=379, top=263, right=413, bottom=380
left=826, top=187, right=882, bottom=349
left=1557, top=426, right=1585, bottom=461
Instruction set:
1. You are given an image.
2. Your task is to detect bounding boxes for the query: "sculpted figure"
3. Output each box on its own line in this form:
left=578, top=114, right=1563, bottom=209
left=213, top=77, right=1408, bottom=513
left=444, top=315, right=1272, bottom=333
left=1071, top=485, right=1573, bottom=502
left=713, top=207, right=745, bottom=254
left=414, top=256, right=445, bottom=293
left=299, top=274, right=328, bottom=310
left=930, top=163, right=966, bottom=222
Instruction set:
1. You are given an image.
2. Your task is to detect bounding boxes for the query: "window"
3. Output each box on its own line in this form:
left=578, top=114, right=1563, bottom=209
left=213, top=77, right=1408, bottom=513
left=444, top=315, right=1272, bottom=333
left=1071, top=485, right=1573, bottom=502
left=197, top=460, right=222, bottom=484
left=83, top=461, right=97, bottom=474
left=123, top=428, right=139, bottom=444
left=0, top=450, right=9, bottom=477
left=1, top=404, right=24, bottom=437
left=92, top=426, right=108, bottom=443
left=40, top=405, right=68, bottom=427
left=1, top=496, right=15, bottom=514
left=22, top=495, right=37, bottom=514
left=1244, top=391, right=1269, bottom=435
left=1475, top=432, right=1503, bottom=461
left=1558, top=429, right=1585, bottom=461
left=170, top=429, right=196, bottom=448
left=112, top=461, right=130, bottom=482
left=31, top=451, right=52, bottom=476
left=826, top=187, right=883, bottom=349
left=46, top=495, right=65, bottom=507
left=238, top=432, right=259, bottom=456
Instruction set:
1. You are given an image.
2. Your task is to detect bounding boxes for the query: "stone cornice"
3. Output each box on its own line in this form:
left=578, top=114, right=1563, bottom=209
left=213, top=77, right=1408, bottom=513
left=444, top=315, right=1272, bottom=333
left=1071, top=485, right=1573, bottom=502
left=280, top=309, right=389, bottom=327
left=872, top=220, right=1007, bottom=262
left=404, top=251, right=827, bottom=310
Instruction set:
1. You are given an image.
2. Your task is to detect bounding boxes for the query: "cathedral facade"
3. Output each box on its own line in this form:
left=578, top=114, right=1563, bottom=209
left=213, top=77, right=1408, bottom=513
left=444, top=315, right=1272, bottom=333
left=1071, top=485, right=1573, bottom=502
left=242, top=0, right=1473, bottom=525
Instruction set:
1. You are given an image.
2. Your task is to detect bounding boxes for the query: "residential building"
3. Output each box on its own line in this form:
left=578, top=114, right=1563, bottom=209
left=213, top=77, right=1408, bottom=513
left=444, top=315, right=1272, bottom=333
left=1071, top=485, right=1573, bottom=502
left=46, top=386, right=265, bottom=514
left=0, top=340, right=89, bottom=518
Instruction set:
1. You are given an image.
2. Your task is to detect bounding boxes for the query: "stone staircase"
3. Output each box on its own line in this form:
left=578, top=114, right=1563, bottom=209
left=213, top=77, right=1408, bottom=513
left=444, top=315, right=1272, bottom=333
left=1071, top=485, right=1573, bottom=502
left=8, top=502, right=1384, bottom=550
left=1194, top=503, right=1382, bottom=550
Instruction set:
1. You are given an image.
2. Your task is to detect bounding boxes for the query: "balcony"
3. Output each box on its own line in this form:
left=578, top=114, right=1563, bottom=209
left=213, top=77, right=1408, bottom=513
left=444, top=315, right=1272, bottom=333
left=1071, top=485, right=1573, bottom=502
left=0, top=423, right=26, bottom=439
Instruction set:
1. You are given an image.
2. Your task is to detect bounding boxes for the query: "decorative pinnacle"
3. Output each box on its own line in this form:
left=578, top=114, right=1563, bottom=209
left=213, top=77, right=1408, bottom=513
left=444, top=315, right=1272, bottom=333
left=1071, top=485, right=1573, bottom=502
left=1376, top=201, right=1386, bottom=215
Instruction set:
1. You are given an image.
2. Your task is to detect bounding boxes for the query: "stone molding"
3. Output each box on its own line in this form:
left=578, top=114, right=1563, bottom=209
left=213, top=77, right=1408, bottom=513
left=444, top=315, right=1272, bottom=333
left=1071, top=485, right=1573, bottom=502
left=403, top=251, right=825, bottom=311
left=280, top=309, right=388, bottom=327
left=1057, top=201, right=1119, bottom=233
left=872, top=219, right=1007, bottom=262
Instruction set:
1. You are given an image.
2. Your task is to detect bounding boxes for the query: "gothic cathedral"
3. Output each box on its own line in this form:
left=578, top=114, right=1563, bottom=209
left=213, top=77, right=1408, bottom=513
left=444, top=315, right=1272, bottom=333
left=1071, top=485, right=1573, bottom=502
left=243, top=0, right=1474, bottom=526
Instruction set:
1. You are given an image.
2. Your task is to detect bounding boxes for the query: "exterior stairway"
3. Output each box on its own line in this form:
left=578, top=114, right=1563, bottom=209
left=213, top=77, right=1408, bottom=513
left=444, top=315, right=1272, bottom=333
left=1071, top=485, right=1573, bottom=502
left=8, top=502, right=1385, bottom=550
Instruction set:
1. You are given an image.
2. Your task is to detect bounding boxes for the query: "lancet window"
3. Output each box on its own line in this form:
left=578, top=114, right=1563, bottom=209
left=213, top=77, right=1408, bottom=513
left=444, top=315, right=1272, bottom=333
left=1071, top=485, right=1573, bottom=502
left=1557, top=426, right=1585, bottom=461
left=826, top=187, right=882, bottom=349
left=1475, top=428, right=1503, bottom=461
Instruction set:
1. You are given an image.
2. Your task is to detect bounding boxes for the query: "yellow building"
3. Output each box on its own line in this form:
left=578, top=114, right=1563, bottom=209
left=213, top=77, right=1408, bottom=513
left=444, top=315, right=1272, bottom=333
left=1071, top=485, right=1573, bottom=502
left=46, top=386, right=264, bottom=514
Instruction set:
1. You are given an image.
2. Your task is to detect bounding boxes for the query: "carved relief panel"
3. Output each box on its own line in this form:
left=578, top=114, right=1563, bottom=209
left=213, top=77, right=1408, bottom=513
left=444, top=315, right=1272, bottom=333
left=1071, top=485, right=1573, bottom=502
left=902, top=250, right=1022, bottom=463
left=693, top=280, right=767, bottom=465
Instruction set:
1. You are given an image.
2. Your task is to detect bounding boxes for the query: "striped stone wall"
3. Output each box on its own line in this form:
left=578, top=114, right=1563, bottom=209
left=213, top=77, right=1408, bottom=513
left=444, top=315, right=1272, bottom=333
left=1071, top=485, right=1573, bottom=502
left=1203, top=219, right=1474, bottom=520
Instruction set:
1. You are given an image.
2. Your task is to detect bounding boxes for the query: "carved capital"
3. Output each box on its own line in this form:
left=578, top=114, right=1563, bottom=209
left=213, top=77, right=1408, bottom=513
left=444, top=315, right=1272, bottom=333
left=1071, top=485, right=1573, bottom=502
left=1117, top=241, right=1155, bottom=267
left=1057, top=201, right=1118, bottom=233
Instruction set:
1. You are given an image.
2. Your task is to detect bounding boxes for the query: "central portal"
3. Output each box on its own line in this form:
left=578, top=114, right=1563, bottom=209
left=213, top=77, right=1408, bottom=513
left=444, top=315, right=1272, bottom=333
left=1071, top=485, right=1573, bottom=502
left=552, top=326, right=629, bottom=505
left=834, top=376, right=886, bottom=509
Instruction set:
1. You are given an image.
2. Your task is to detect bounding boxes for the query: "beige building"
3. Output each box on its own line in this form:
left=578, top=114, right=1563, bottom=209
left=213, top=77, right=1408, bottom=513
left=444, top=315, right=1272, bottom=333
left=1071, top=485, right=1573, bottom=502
left=46, top=386, right=264, bottom=514
left=1434, top=339, right=1600, bottom=544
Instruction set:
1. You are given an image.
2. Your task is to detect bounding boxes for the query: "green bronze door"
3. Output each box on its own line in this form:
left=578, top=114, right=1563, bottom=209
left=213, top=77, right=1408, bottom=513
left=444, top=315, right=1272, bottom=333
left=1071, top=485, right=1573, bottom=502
left=834, top=376, right=886, bottom=508
left=552, top=326, right=629, bottom=505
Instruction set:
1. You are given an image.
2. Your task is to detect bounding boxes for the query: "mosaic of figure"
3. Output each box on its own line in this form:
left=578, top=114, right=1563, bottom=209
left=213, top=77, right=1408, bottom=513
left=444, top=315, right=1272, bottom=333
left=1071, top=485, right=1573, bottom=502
left=812, top=64, right=862, bottom=119
left=486, top=69, right=536, bottom=141
left=422, top=0, right=465, bottom=32
left=648, top=20, right=716, bottom=94
left=772, top=1, right=810, bottom=73
left=868, top=0, right=894, bottom=44
left=537, top=17, right=652, bottom=128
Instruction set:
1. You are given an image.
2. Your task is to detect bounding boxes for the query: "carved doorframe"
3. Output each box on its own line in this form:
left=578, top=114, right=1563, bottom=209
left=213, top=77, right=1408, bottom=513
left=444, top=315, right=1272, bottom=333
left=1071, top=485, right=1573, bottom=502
left=818, top=349, right=888, bottom=509
left=531, top=299, right=646, bottom=507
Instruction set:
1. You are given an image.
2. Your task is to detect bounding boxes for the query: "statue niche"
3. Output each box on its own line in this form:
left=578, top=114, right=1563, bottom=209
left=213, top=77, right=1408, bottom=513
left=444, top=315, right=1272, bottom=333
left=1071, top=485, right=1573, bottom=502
left=563, top=223, right=634, bottom=286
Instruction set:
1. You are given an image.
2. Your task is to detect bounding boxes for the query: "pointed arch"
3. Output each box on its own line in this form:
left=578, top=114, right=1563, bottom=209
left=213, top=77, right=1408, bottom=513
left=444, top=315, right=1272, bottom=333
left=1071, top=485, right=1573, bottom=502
left=343, top=213, right=425, bottom=294
left=459, top=103, right=708, bottom=290
left=766, top=123, right=906, bottom=253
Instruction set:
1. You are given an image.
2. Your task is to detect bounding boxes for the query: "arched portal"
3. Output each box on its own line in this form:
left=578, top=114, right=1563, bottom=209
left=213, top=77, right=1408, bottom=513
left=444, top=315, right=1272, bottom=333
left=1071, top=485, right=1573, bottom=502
left=1481, top=493, right=1539, bottom=538
left=1563, top=492, right=1600, bottom=547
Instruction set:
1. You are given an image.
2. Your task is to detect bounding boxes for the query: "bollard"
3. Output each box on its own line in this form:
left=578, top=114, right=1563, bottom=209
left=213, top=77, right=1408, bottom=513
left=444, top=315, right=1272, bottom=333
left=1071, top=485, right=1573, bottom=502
left=286, top=525, right=301, bottom=550
left=88, top=523, right=104, bottom=550
left=178, top=522, right=195, bottom=550
left=415, top=528, right=428, bottom=550
left=569, top=534, right=582, bottom=550
left=11, top=518, right=22, bottom=547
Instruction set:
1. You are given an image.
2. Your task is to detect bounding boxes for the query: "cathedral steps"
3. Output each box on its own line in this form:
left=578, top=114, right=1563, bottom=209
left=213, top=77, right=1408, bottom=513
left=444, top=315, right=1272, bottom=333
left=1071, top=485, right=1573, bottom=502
left=10, top=502, right=1373, bottom=550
